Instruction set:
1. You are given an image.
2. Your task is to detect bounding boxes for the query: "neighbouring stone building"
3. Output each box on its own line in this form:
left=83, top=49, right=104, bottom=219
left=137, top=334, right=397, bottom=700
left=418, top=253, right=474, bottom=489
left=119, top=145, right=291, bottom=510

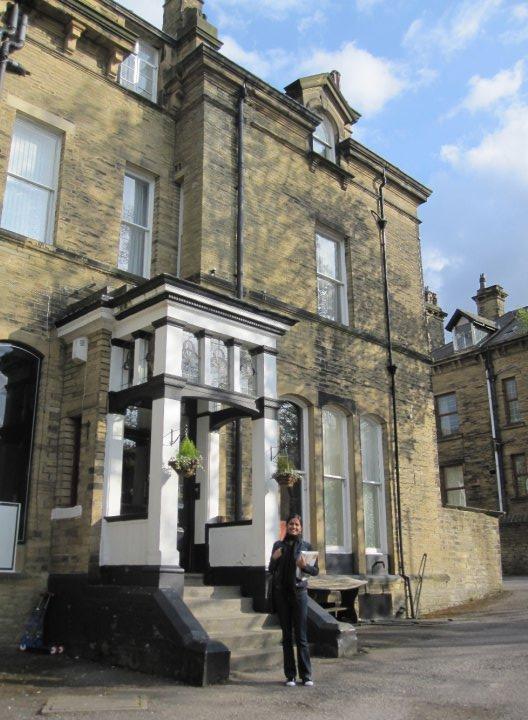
left=0, top=0, right=502, bottom=682
left=428, top=278, right=528, bottom=575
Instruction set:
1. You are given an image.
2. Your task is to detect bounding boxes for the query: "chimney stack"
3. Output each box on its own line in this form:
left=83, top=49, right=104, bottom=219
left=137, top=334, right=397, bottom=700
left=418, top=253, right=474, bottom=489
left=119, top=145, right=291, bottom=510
left=424, top=287, right=447, bottom=351
left=162, top=0, right=221, bottom=58
left=472, top=274, right=507, bottom=320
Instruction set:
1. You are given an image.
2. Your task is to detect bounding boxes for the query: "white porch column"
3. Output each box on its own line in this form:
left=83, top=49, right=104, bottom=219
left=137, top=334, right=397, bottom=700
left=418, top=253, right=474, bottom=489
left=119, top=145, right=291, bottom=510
left=252, top=346, right=280, bottom=566
left=198, top=332, right=212, bottom=385
left=194, top=401, right=220, bottom=544
left=147, top=395, right=182, bottom=566
left=153, top=319, right=185, bottom=377
left=227, top=340, right=241, bottom=392
left=102, top=413, right=125, bottom=517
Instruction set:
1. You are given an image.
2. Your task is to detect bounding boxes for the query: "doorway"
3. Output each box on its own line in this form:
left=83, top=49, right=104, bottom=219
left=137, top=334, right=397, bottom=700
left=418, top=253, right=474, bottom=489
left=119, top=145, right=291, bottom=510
left=177, top=400, right=199, bottom=572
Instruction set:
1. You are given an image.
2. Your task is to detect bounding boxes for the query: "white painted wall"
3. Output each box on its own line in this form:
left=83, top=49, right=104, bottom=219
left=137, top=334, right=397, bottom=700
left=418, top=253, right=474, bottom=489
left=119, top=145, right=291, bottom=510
left=100, top=519, right=148, bottom=566
left=208, top=524, right=258, bottom=567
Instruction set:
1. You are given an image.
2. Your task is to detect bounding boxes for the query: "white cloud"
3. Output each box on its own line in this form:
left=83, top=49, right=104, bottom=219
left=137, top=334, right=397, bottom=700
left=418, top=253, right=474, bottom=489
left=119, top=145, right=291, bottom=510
left=461, top=60, right=524, bottom=112
left=220, top=37, right=279, bottom=78
left=422, top=246, right=462, bottom=291
left=404, top=0, right=502, bottom=56
left=441, top=104, right=528, bottom=185
left=298, top=42, right=407, bottom=116
left=212, top=0, right=318, bottom=21
left=355, top=0, right=385, bottom=11
left=501, top=2, right=528, bottom=42
left=512, top=3, right=528, bottom=20
left=298, top=10, right=326, bottom=33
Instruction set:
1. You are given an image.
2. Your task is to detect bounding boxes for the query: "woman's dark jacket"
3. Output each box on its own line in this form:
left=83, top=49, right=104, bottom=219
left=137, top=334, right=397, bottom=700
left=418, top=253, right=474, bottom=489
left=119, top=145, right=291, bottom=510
left=268, top=538, right=319, bottom=593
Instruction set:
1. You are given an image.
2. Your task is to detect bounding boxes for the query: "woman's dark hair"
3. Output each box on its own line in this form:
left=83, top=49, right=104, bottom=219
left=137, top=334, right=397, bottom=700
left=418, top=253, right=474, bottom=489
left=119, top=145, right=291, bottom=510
left=286, top=513, right=302, bottom=525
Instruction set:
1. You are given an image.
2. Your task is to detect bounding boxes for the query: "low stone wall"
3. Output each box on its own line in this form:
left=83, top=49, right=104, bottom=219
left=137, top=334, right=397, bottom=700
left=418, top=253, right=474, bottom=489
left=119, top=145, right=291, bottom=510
left=500, top=519, right=528, bottom=575
left=418, top=506, right=502, bottom=615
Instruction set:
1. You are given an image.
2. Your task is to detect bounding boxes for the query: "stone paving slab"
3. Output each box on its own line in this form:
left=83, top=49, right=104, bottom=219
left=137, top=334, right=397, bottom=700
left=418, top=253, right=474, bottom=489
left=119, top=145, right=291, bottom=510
left=41, top=693, right=148, bottom=714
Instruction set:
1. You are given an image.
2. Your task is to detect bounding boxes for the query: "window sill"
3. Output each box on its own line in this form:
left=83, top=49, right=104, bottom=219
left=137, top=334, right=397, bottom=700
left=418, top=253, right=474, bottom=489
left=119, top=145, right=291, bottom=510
left=438, top=432, right=462, bottom=442
left=510, top=496, right=528, bottom=503
left=105, top=513, right=148, bottom=523
left=503, top=421, right=525, bottom=429
left=443, top=503, right=503, bottom=518
left=307, top=151, right=354, bottom=190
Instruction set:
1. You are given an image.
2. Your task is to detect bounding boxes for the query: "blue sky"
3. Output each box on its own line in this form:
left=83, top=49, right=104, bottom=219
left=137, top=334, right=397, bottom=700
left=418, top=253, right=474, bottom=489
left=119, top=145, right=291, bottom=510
left=120, top=0, right=527, bottom=323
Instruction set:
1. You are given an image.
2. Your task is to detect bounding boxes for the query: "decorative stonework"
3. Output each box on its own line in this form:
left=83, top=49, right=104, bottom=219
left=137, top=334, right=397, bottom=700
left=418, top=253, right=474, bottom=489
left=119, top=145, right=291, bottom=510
left=64, top=19, right=86, bottom=55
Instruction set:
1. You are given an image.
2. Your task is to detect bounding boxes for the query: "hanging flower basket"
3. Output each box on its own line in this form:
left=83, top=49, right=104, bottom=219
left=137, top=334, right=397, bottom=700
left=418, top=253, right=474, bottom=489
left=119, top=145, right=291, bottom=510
left=168, top=436, right=202, bottom=478
left=168, top=457, right=200, bottom=478
left=273, top=455, right=301, bottom=488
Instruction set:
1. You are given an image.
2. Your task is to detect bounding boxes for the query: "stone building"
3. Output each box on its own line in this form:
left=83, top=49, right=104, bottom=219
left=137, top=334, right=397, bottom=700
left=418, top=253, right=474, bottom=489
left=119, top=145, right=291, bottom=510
left=0, top=0, right=501, bottom=682
left=428, top=278, right=528, bottom=575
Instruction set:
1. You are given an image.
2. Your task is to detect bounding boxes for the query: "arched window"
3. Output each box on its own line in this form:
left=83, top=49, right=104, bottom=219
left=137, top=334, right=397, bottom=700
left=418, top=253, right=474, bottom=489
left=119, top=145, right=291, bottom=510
left=313, top=117, right=336, bottom=163
left=0, top=343, right=41, bottom=539
left=278, top=399, right=310, bottom=538
left=360, top=416, right=388, bottom=555
left=322, top=407, right=351, bottom=552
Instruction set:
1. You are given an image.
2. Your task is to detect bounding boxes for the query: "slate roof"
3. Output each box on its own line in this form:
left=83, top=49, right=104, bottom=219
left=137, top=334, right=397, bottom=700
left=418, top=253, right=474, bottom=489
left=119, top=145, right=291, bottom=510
left=433, top=307, right=528, bottom=363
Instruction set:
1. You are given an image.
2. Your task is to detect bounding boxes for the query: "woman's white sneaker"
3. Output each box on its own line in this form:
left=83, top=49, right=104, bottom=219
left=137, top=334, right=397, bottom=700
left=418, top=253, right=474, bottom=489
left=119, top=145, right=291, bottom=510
left=303, top=680, right=314, bottom=687
left=285, top=680, right=296, bottom=687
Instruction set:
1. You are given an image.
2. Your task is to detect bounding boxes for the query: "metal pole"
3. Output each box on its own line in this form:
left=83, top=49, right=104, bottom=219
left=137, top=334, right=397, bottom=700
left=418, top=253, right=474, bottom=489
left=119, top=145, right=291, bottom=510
left=373, top=168, right=415, bottom=619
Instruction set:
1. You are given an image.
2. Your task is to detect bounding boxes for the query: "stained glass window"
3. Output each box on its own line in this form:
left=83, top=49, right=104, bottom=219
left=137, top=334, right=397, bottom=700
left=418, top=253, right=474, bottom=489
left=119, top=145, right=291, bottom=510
left=182, top=331, right=199, bottom=384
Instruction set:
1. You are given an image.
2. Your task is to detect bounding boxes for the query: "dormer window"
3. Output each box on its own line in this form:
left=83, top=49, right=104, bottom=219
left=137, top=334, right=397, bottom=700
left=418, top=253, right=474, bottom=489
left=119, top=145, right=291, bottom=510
left=119, top=41, right=159, bottom=102
left=453, top=319, right=490, bottom=351
left=313, top=118, right=336, bottom=163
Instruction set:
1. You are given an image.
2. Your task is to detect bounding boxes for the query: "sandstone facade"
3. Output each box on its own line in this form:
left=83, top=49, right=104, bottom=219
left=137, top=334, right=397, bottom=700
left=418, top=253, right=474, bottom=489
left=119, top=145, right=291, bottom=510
left=0, top=0, right=501, bottom=643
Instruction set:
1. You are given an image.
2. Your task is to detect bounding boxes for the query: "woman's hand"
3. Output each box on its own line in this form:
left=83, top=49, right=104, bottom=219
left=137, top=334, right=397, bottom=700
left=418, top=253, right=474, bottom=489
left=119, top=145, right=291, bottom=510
left=272, top=548, right=283, bottom=560
left=296, top=555, right=307, bottom=570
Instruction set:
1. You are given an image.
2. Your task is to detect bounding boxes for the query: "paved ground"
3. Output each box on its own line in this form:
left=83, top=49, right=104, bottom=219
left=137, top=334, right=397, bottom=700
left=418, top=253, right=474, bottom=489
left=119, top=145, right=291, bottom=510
left=1, top=577, right=527, bottom=720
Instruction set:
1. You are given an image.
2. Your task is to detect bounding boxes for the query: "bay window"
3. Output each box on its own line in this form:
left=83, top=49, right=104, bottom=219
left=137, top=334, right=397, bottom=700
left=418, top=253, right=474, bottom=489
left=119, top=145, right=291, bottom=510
left=322, top=407, right=350, bottom=552
left=360, top=416, right=388, bottom=555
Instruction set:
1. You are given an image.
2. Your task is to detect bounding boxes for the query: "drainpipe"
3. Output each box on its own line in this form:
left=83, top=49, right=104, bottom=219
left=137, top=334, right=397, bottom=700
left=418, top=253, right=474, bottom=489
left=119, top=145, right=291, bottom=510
left=372, top=168, right=415, bottom=619
left=234, top=82, right=247, bottom=519
left=484, top=350, right=506, bottom=513
left=236, top=82, right=247, bottom=300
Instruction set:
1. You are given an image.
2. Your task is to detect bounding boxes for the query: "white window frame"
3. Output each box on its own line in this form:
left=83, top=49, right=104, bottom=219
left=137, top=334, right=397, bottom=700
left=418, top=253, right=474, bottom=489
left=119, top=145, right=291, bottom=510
left=503, top=377, right=521, bottom=424
left=322, top=406, right=351, bottom=554
left=436, top=392, right=460, bottom=438
left=280, top=396, right=311, bottom=541
left=442, top=465, right=466, bottom=507
left=1, top=115, right=62, bottom=245
left=316, top=230, right=348, bottom=325
left=360, top=415, right=388, bottom=556
left=313, top=117, right=336, bottom=163
left=118, top=40, right=159, bottom=102
left=118, top=168, right=154, bottom=278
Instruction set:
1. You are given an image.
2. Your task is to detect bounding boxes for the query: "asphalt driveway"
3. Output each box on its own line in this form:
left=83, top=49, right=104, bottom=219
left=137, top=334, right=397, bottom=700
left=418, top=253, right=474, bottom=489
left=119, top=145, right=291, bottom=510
left=1, top=577, right=527, bottom=720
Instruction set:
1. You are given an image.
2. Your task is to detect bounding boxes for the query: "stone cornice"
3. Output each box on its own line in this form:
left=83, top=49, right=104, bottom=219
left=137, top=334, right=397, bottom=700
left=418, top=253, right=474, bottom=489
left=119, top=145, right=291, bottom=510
left=341, top=139, right=432, bottom=205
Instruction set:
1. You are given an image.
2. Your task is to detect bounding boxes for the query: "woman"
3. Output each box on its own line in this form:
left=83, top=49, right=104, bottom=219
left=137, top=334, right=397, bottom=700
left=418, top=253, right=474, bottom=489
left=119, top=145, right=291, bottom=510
left=268, top=514, right=319, bottom=687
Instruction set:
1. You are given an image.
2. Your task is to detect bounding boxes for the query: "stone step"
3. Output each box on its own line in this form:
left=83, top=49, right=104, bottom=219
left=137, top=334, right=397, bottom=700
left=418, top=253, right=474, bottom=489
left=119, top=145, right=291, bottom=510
left=198, top=612, right=279, bottom=635
left=183, top=585, right=242, bottom=600
left=184, top=574, right=205, bottom=587
left=214, top=628, right=282, bottom=652
left=185, top=596, right=254, bottom=616
left=230, top=646, right=284, bottom=673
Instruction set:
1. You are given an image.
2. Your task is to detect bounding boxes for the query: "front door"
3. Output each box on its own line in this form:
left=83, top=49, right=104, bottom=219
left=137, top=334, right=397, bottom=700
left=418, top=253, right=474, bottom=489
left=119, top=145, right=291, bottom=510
left=177, top=401, right=198, bottom=572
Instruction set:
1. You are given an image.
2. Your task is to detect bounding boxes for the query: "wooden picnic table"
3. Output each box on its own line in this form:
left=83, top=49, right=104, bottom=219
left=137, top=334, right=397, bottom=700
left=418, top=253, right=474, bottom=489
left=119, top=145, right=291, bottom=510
left=307, top=574, right=368, bottom=623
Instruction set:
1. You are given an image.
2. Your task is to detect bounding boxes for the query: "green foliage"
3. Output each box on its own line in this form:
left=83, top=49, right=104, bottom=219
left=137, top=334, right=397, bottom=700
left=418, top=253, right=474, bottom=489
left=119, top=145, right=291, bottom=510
left=517, top=308, right=528, bottom=331
left=169, top=435, right=202, bottom=474
left=178, top=435, right=201, bottom=460
left=275, top=454, right=296, bottom=474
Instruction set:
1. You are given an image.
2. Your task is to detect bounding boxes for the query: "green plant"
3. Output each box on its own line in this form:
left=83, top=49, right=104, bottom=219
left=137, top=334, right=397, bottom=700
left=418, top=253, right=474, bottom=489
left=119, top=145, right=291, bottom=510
left=273, top=454, right=301, bottom=487
left=169, top=436, right=202, bottom=477
left=517, top=308, right=528, bottom=331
